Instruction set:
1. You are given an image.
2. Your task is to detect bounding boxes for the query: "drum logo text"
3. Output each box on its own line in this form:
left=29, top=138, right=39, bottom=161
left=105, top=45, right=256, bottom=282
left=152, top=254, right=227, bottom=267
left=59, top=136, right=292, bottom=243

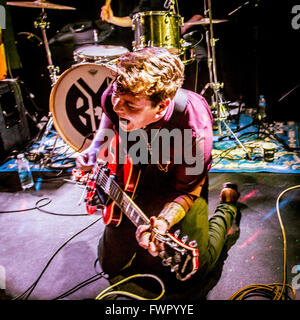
left=66, top=76, right=112, bottom=139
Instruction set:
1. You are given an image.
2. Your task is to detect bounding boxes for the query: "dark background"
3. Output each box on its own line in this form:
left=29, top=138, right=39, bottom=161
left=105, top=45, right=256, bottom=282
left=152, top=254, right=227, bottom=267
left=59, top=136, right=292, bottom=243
left=2, top=0, right=300, bottom=120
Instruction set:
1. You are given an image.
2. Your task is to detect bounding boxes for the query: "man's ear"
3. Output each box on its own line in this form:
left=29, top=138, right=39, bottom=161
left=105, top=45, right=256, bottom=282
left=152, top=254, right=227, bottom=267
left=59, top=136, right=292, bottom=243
left=157, top=98, right=171, bottom=114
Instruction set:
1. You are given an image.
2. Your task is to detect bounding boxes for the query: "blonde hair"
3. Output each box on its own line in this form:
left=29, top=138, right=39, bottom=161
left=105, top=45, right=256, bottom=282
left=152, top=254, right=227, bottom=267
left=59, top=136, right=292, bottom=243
left=115, top=47, right=185, bottom=106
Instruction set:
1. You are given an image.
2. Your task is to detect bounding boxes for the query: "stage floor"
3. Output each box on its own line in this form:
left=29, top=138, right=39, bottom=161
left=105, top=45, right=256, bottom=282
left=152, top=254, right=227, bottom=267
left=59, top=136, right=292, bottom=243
left=0, top=170, right=299, bottom=301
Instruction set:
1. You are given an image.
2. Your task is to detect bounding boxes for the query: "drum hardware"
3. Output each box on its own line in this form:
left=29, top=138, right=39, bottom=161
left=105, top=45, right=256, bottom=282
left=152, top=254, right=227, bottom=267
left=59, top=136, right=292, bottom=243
left=33, top=10, right=61, bottom=166
left=181, top=30, right=204, bottom=65
left=6, top=1, right=76, bottom=10
left=163, top=0, right=177, bottom=13
left=7, top=1, right=77, bottom=165
left=200, top=0, right=250, bottom=158
left=33, top=10, right=60, bottom=86
left=7, top=1, right=76, bottom=84
left=227, top=0, right=260, bottom=17
left=184, top=18, right=228, bottom=26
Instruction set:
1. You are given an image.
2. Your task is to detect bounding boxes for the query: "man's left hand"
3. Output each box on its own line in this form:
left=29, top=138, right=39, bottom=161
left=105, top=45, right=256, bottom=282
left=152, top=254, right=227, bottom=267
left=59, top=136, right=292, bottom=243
left=135, top=217, right=168, bottom=256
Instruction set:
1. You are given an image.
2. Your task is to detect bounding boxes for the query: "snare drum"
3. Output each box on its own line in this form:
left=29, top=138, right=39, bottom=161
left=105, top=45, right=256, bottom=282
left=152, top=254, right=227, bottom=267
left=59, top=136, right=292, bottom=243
left=73, top=44, right=129, bottom=63
left=132, top=11, right=183, bottom=54
left=49, top=63, right=116, bottom=151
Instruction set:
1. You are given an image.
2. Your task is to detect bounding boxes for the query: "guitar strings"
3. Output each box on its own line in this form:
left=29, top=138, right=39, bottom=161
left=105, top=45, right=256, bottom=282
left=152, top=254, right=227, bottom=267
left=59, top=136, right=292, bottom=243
left=94, top=166, right=149, bottom=225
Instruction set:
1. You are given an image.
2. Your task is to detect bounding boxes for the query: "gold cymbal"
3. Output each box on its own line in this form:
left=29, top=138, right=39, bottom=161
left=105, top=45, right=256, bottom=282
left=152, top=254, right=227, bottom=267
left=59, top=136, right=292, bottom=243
left=185, top=18, right=228, bottom=26
left=6, top=1, right=76, bottom=10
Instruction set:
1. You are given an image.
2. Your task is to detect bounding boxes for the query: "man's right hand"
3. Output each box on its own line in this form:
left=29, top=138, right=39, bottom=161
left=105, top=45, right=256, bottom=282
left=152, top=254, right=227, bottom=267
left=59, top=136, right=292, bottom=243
left=100, top=4, right=114, bottom=23
left=75, top=148, right=98, bottom=171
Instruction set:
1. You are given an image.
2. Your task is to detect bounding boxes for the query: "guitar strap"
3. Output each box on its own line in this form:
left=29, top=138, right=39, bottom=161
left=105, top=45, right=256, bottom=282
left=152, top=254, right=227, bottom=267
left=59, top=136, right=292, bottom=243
left=165, top=88, right=189, bottom=130
left=133, top=88, right=190, bottom=200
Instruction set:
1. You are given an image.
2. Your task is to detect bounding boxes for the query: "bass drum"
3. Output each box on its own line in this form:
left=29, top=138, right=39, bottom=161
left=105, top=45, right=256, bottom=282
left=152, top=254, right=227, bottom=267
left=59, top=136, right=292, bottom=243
left=49, top=63, right=116, bottom=151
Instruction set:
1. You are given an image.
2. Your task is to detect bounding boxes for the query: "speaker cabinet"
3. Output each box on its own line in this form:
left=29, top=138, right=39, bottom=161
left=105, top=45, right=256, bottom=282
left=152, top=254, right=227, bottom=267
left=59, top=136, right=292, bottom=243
left=0, top=79, right=31, bottom=161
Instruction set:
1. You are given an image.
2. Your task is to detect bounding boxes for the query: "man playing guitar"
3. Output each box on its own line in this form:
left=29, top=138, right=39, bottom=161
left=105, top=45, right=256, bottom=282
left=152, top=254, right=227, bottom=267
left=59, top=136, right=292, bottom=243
left=76, top=47, right=239, bottom=299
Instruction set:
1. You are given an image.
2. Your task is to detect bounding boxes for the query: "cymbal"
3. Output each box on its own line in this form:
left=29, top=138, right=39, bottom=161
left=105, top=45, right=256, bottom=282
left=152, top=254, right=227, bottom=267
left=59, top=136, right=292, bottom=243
left=6, top=1, right=76, bottom=10
left=185, top=18, right=228, bottom=26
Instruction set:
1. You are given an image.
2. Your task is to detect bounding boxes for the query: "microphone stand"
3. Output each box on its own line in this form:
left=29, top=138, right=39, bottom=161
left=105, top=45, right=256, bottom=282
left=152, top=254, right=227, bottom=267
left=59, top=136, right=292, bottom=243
left=228, top=0, right=260, bottom=17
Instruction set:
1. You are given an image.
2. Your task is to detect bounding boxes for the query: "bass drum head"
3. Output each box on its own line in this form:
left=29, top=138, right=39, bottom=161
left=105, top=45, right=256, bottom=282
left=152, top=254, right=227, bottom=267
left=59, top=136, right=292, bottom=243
left=49, top=63, right=116, bottom=151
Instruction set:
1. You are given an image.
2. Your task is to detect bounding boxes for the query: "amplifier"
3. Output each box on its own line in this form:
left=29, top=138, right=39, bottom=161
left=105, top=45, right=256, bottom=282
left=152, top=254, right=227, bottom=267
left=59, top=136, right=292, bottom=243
left=0, top=79, right=31, bottom=161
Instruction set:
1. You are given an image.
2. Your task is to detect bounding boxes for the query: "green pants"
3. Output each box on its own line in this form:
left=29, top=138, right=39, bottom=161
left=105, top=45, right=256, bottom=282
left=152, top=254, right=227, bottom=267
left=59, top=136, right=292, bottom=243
left=179, top=197, right=238, bottom=275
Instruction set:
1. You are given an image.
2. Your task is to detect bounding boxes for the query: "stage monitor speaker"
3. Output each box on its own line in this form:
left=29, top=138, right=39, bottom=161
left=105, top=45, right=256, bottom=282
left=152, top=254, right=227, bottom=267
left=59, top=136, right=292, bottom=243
left=0, top=79, right=31, bottom=162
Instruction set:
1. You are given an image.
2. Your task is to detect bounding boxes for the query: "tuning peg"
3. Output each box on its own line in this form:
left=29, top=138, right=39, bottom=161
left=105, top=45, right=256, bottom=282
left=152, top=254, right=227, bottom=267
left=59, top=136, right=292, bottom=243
left=162, top=257, right=172, bottom=266
left=171, top=264, right=180, bottom=273
left=188, top=240, right=198, bottom=248
left=174, top=229, right=181, bottom=238
left=181, top=235, right=188, bottom=243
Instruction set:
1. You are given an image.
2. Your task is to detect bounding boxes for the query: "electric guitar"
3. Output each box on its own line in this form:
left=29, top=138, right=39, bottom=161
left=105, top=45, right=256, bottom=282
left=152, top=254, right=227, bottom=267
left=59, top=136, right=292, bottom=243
left=75, top=136, right=199, bottom=281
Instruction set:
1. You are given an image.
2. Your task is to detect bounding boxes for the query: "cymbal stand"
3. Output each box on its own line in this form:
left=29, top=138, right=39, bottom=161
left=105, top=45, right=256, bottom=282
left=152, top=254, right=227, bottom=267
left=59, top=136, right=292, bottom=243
left=33, top=10, right=60, bottom=166
left=201, top=0, right=250, bottom=158
left=34, top=9, right=59, bottom=85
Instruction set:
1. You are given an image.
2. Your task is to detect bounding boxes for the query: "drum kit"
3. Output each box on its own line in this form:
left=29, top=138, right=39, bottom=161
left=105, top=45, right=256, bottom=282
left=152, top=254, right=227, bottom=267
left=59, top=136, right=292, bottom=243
left=7, top=0, right=247, bottom=155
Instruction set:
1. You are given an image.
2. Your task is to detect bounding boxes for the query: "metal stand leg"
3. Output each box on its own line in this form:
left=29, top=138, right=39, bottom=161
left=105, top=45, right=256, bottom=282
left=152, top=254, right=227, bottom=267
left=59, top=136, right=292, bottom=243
left=34, top=10, right=59, bottom=86
left=201, top=0, right=250, bottom=158
left=33, top=9, right=61, bottom=167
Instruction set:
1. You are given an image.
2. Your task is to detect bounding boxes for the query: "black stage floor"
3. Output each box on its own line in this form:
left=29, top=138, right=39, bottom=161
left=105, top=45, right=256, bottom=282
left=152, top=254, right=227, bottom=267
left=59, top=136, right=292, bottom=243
left=0, top=171, right=299, bottom=301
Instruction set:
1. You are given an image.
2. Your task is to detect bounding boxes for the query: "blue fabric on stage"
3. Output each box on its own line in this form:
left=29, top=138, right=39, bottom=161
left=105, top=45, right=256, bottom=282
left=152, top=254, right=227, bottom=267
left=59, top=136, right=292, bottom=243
left=211, top=112, right=300, bottom=174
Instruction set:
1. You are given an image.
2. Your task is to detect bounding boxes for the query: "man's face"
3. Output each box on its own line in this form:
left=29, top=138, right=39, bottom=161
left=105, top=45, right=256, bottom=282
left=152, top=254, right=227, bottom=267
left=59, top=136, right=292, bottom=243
left=111, top=91, right=163, bottom=132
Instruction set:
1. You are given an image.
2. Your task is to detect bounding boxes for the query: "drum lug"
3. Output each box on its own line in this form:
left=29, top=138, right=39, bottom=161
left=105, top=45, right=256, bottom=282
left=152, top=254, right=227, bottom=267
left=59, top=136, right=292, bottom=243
left=140, top=36, right=145, bottom=46
left=181, top=17, right=184, bottom=27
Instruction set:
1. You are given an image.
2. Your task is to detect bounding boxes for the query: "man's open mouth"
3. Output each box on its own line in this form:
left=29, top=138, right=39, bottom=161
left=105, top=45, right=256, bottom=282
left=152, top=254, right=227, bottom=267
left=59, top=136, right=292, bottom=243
left=119, top=117, right=130, bottom=124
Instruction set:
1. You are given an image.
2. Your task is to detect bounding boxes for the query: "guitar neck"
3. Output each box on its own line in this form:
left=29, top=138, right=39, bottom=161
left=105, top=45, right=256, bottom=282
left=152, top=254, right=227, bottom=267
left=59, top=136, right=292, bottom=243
left=96, top=167, right=149, bottom=227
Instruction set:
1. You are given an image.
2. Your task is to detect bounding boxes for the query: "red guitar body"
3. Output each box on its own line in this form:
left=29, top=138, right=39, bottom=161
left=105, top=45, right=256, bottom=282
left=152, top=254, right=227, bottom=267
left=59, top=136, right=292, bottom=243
left=86, top=134, right=140, bottom=226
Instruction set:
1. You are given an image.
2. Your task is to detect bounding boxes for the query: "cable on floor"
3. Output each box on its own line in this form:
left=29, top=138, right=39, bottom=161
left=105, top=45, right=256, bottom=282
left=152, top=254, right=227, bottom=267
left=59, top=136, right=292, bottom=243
left=13, top=216, right=102, bottom=300
left=229, top=185, right=300, bottom=300
left=35, top=197, right=89, bottom=216
left=95, top=273, right=165, bottom=300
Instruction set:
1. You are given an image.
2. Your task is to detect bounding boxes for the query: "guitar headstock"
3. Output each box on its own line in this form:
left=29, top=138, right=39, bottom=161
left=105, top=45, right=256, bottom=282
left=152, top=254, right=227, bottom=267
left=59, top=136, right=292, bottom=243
left=155, top=231, right=199, bottom=281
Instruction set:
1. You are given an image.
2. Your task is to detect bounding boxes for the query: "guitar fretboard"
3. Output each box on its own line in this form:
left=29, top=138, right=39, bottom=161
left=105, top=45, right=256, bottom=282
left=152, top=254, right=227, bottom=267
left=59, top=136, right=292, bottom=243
left=95, top=166, right=149, bottom=227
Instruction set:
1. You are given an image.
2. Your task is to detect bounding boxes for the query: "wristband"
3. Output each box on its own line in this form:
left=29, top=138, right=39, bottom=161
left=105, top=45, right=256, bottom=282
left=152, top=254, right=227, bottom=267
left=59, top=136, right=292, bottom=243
left=155, top=216, right=171, bottom=230
left=158, top=202, right=186, bottom=228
